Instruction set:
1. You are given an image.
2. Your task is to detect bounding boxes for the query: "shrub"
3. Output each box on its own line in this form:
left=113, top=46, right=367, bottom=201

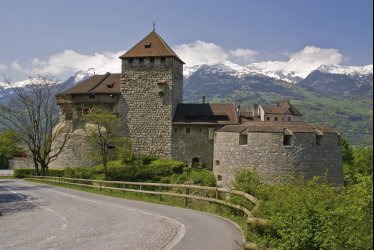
left=14, top=168, right=64, bottom=178
left=168, top=168, right=216, bottom=186
left=64, top=167, right=96, bottom=179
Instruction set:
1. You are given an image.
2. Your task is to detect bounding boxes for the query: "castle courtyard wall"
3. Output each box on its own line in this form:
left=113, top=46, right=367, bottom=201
left=171, top=125, right=218, bottom=168
left=213, top=131, right=344, bottom=187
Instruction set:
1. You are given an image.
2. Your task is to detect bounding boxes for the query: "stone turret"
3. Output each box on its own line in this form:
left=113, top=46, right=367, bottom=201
left=119, top=31, right=184, bottom=158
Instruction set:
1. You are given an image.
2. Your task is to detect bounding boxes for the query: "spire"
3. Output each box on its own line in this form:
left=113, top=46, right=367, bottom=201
left=153, top=21, right=155, bottom=32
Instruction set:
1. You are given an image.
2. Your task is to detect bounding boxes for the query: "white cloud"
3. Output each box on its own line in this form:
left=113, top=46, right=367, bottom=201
left=11, top=60, right=22, bottom=71
left=229, top=48, right=258, bottom=63
left=16, top=50, right=125, bottom=79
left=0, top=64, right=7, bottom=71
left=251, top=46, right=344, bottom=78
left=173, top=40, right=229, bottom=66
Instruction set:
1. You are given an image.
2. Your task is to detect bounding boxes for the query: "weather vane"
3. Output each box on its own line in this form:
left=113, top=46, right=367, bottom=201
left=153, top=21, right=155, bottom=32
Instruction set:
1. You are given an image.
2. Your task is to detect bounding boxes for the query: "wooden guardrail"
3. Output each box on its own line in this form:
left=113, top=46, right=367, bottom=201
left=26, top=176, right=269, bottom=249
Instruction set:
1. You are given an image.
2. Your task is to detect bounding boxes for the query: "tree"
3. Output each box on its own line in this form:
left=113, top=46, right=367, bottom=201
left=81, top=107, right=130, bottom=180
left=0, top=130, right=24, bottom=169
left=0, top=75, right=71, bottom=175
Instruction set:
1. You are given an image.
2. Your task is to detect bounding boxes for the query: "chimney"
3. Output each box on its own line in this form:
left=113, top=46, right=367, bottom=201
left=253, top=103, right=259, bottom=117
left=202, top=96, right=206, bottom=104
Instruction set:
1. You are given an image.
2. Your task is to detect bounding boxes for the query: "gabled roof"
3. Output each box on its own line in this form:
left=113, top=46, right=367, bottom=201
left=173, top=103, right=238, bottom=125
left=119, top=31, right=184, bottom=64
left=60, top=73, right=121, bottom=95
left=262, top=100, right=302, bottom=116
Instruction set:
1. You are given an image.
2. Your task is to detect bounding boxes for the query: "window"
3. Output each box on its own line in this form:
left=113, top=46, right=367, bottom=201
left=215, top=160, right=220, bottom=166
left=266, top=117, right=270, bottom=121
left=239, top=134, right=248, bottom=145
left=160, top=57, right=165, bottom=65
left=150, top=57, right=154, bottom=66
left=186, top=127, right=191, bottom=134
left=283, top=135, right=293, bottom=146
left=274, top=117, right=278, bottom=121
left=89, top=94, right=95, bottom=99
left=128, top=58, right=133, bottom=66
left=174, top=127, right=178, bottom=132
left=288, top=116, right=291, bottom=121
left=199, top=128, right=202, bottom=132
left=139, top=58, right=144, bottom=66
left=316, top=135, right=323, bottom=146
left=217, top=175, right=222, bottom=181
left=107, top=145, right=115, bottom=149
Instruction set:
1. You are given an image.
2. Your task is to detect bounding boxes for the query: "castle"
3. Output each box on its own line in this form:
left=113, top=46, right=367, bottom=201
left=51, top=31, right=344, bottom=186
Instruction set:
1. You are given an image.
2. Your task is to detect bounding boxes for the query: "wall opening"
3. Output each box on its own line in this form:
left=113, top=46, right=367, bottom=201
left=266, top=117, right=270, bottom=121
left=316, top=134, right=323, bottom=146
left=174, top=127, right=178, bottom=133
left=217, top=175, right=222, bottom=181
left=239, top=134, right=248, bottom=145
left=275, top=117, right=278, bottom=121
left=283, top=135, right=293, bottom=146
left=191, top=157, right=200, bottom=167
left=215, top=160, right=220, bottom=166
left=186, top=127, right=191, bottom=134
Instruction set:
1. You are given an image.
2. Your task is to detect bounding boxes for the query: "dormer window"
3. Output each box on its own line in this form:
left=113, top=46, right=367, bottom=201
left=107, top=82, right=114, bottom=89
left=144, top=43, right=152, bottom=48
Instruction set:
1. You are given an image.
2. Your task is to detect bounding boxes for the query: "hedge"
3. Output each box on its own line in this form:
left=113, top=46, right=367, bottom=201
left=14, top=168, right=65, bottom=178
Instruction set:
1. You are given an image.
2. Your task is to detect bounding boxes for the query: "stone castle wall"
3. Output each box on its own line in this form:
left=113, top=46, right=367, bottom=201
left=172, top=125, right=218, bottom=168
left=213, top=131, right=343, bottom=187
left=121, top=57, right=183, bottom=158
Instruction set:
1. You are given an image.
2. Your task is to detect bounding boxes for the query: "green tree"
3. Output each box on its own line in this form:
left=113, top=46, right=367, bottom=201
left=82, top=108, right=130, bottom=180
left=341, top=137, right=354, bottom=165
left=0, top=130, right=24, bottom=169
left=0, top=75, right=72, bottom=175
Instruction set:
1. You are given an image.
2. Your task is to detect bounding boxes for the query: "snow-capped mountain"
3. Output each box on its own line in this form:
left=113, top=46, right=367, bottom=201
left=183, top=62, right=372, bottom=84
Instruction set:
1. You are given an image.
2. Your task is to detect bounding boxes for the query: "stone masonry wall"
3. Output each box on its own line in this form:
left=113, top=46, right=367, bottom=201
left=172, top=125, right=218, bottom=168
left=121, top=57, right=183, bottom=158
left=213, top=131, right=343, bottom=187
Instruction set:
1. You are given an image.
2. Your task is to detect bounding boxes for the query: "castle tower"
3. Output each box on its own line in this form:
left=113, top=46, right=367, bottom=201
left=119, top=31, right=184, bottom=158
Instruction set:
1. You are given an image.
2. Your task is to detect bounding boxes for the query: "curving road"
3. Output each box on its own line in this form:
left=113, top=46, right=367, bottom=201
left=0, top=179, right=242, bottom=250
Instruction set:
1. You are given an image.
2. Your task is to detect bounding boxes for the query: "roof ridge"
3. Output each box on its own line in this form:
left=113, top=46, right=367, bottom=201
left=88, top=72, right=111, bottom=92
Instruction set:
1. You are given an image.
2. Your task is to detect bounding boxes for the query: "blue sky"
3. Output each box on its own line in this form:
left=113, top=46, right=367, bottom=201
left=0, top=0, right=372, bottom=80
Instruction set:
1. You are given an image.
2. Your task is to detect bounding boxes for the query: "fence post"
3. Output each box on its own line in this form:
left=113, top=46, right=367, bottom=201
left=215, top=188, right=219, bottom=200
left=184, top=187, right=189, bottom=207
left=159, top=186, right=162, bottom=201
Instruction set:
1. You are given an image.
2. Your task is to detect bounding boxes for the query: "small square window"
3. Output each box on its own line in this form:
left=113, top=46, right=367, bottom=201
left=275, top=117, right=278, bottom=121
left=239, top=134, right=248, bottom=145
left=186, top=127, right=191, bottom=134
left=217, top=175, right=222, bottom=181
left=215, top=160, right=220, bottom=166
left=266, top=117, right=270, bottom=121
left=283, top=135, right=293, bottom=146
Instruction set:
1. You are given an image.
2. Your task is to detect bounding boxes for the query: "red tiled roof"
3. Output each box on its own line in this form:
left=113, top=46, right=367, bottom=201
left=60, top=73, right=121, bottom=95
left=173, top=103, right=238, bottom=125
left=262, top=100, right=302, bottom=116
left=119, top=31, right=184, bottom=64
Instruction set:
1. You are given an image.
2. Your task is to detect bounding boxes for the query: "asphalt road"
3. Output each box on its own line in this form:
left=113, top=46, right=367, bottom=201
left=0, top=179, right=242, bottom=250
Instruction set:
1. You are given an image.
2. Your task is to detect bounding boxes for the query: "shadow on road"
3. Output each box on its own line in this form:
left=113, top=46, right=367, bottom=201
left=0, top=181, right=50, bottom=216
